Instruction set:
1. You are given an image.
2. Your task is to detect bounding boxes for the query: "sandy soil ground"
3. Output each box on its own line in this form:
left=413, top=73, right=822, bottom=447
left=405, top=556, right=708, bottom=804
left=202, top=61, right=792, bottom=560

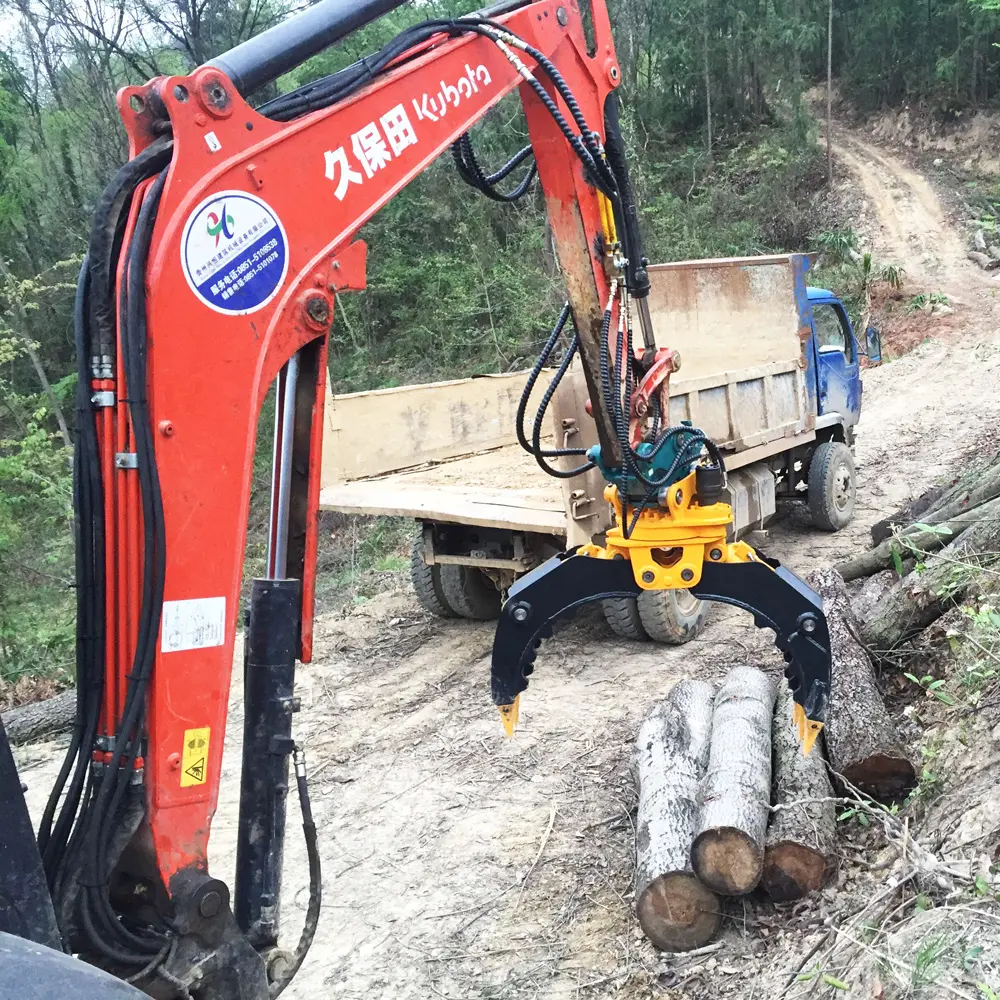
left=13, top=130, right=1000, bottom=999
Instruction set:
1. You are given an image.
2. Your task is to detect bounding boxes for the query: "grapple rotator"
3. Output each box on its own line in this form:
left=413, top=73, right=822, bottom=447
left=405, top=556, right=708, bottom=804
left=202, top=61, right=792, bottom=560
left=492, top=335, right=833, bottom=755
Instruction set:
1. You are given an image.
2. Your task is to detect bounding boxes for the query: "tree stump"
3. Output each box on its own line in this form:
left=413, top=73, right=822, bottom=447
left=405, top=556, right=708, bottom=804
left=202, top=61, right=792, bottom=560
left=691, top=667, right=775, bottom=896
left=634, top=679, right=720, bottom=951
left=762, top=683, right=837, bottom=902
left=808, top=567, right=915, bottom=801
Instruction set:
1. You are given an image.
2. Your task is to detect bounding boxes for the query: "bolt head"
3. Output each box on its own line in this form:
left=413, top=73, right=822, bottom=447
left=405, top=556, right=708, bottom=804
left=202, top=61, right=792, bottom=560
left=641, top=570, right=655, bottom=584
left=198, top=890, right=222, bottom=918
left=674, top=488, right=684, bottom=505
left=305, top=294, right=331, bottom=326
left=556, top=6, right=568, bottom=24
left=681, top=568, right=694, bottom=582
left=511, top=604, right=530, bottom=623
left=709, top=548, right=722, bottom=561
left=802, top=617, right=817, bottom=633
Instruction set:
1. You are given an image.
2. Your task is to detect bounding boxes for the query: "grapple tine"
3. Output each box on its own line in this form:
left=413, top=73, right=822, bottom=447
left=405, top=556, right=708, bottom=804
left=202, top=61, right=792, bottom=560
left=490, top=550, right=833, bottom=754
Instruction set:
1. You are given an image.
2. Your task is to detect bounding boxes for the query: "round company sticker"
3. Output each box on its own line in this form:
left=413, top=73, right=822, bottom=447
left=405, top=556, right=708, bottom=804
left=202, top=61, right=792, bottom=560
left=181, top=191, right=289, bottom=315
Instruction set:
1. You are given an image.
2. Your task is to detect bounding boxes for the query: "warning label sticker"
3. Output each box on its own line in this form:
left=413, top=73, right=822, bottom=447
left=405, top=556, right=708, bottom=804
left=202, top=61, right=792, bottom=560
left=161, top=596, right=226, bottom=654
left=180, top=190, right=288, bottom=315
left=180, top=727, right=210, bottom=788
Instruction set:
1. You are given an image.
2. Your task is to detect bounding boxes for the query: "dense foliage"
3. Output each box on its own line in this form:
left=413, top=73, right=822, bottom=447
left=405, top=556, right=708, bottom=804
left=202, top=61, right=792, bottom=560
left=0, top=0, right=995, bottom=692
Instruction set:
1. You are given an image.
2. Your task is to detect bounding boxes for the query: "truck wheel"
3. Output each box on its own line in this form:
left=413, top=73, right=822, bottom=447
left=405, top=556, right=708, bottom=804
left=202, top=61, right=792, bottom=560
left=410, top=531, right=458, bottom=618
left=602, top=597, right=649, bottom=640
left=808, top=440, right=856, bottom=531
left=439, top=564, right=502, bottom=620
left=637, top=589, right=711, bottom=645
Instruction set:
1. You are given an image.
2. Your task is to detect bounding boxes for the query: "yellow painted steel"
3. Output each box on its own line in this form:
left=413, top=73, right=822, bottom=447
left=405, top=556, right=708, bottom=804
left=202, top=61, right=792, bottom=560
left=577, top=470, right=762, bottom=590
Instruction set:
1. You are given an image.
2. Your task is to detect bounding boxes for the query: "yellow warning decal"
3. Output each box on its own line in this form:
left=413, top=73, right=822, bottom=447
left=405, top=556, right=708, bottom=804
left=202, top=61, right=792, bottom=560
left=180, top=727, right=210, bottom=788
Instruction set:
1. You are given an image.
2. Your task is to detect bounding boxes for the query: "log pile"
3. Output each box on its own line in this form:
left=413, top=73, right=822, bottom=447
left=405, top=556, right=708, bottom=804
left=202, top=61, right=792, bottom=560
left=633, top=551, right=936, bottom=949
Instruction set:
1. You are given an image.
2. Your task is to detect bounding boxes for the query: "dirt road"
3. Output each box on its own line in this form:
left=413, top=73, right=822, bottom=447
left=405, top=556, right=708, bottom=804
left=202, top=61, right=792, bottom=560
left=13, top=134, right=1000, bottom=998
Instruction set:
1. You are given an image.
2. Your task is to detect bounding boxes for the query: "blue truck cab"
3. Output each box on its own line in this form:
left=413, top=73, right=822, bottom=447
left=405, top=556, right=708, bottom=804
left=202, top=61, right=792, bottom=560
left=780, top=278, right=879, bottom=531
left=806, top=285, right=865, bottom=436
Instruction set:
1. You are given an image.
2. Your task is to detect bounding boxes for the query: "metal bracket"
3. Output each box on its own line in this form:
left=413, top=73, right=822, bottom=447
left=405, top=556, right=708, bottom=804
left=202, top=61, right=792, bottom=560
left=114, top=452, right=138, bottom=469
left=91, top=391, right=115, bottom=407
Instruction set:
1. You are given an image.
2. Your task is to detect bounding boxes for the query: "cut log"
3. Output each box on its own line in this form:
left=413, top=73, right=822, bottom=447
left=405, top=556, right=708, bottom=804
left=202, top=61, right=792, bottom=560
left=808, top=567, right=915, bottom=801
left=837, top=495, right=1000, bottom=581
left=861, top=497, right=1000, bottom=651
left=691, top=667, right=774, bottom=896
left=2, top=689, right=76, bottom=745
left=851, top=569, right=898, bottom=630
left=762, top=683, right=837, bottom=902
left=634, top=679, right=719, bottom=952
left=974, top=229, right=988, bottom=253
left=967, top=251, right=1000, bottom=271
left=870, top=483, right=948, bottom=545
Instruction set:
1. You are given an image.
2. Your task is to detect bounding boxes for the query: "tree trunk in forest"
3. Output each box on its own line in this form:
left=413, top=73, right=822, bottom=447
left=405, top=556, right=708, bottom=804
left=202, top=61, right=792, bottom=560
left=691, top=667, right=774, bottom=896
left=827, top=0, right=834, bottom=186
left=634, top=679, right=720, bottom=952
left=0, top=257, right=73, bottom=450
left=808, top=568, right=915, bottom=801
left=762, top=683, right=837, bottom=902
left=2, top=689, right=76, bottom=744
left=703, top=0, right=712, bottom=162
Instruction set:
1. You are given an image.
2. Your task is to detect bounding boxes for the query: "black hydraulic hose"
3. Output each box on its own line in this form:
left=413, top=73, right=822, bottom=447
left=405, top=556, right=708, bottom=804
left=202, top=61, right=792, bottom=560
left=269, top=749, right=321, bottom=998
left=39, top=255, right=104, bottom=887
left=86, top=142, right=172, bottom=360
left=452, top=135, right=537, bottom=202
left=529, top=335, right=593, bottom=479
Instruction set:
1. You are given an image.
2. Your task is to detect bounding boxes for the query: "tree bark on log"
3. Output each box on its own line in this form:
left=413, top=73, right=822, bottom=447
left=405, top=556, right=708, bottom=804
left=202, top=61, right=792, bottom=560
left=762, top=683, right=837, bottom=902
left=808, top=568, right=915, bottom=801
left=2, top=689, right=76, bottom=745
left=634, top=679, right=720, bottom=951
left=861, top=499, right=1000, bottom=651
left=691, top=667, right=774, bottom=896
left=967, top=251, right=1000, bottom=271
left=851, top=570, right=898, bottom=630
left=974, top=229, right=988, bottom=253
left=870, top=484, right=948, bottom=546
left=837, top=496, right=1000, bottom=581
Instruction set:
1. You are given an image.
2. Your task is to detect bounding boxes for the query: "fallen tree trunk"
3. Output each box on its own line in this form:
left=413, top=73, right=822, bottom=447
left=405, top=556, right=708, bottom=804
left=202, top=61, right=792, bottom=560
left=2, top=689, right=76, bottom=745
left=837, top=496, right=1000, bottom=581
left=691, top=667, right=774, bottom=896
left=967, top=251, right=1000, bottom=271
left=861, top=500, right=1000, bottom=651
left=871, top=484, right=948, bottom=546
left=762, top=683, right=837, bottom=902
left=808, top=567, right=915, bottom=801
left=851, top=570, right=898, bottom=630
left=634, top=679, right=719, bottom=951
left=974, top=229, right=988, bottom=253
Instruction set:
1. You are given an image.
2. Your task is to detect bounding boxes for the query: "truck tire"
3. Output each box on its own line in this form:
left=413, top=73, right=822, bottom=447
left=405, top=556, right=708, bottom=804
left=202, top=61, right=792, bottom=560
left=637, top=589, right=711, bottom=645
left=602, top=597, right=649, bottom=640
left=410, top=531, right=458, bottom=618
left=439, top=564, right=502, bottom=620
left=808, top=440, right=856, bottom=531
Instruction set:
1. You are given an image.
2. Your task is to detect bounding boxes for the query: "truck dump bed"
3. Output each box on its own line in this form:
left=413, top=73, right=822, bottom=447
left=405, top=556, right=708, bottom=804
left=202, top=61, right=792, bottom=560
left=318, top=370, right=568, bottom=535
left=319, top=254, right=817, bottom=540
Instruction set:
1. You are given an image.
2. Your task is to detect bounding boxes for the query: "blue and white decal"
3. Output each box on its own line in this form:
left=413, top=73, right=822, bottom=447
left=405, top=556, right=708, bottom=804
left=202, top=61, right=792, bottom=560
left=181, top=191, right=288, bottom=315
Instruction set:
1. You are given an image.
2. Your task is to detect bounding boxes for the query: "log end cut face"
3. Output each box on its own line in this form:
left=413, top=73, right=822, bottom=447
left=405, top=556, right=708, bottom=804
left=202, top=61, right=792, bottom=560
left=636, top=872, right=721, bottom=952
left=762, top=841, right=833, bottom=902
left=691, top=827, right=763, bottom=895
left=843, top=752, right=916, bottom=802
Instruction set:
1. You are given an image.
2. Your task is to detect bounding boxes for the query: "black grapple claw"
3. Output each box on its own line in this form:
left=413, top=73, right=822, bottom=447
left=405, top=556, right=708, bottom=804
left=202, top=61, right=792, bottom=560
left=490, top=551, right=832, bottom=726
